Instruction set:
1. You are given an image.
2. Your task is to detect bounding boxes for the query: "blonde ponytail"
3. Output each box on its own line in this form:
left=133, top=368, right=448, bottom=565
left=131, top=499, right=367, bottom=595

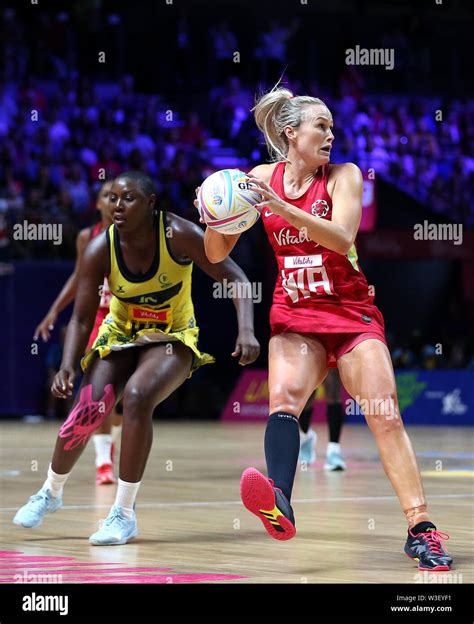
left=252, top=86, right=328, bottom=161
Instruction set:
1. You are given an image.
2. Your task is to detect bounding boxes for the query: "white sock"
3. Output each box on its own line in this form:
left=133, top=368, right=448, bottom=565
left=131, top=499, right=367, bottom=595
left=42, top=464, right=70, bottom=498
left=111, top=424, right=122, bottom=447
left=93, top=434, right=113, bottom=467
left=327, top=442, right=341, bottom=456
left=114, top=478, right=141, bottom=519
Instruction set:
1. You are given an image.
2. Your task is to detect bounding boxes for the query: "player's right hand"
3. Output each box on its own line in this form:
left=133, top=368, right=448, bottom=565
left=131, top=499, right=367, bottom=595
left=34, top=311, right=57, bottom=342
left=52, top=368, right=75, bottom=399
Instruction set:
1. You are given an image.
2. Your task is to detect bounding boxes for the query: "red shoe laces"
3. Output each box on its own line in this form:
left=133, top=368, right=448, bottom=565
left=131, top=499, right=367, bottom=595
left=421, top=530, right=450, bottom=556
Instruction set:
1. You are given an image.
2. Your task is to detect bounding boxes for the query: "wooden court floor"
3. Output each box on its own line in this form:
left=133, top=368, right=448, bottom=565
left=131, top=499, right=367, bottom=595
left=0, top=421, right=472, bottom=584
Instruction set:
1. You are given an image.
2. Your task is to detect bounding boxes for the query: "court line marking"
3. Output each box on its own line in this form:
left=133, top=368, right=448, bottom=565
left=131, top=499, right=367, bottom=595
left=0, top=493, right=472, bottom=513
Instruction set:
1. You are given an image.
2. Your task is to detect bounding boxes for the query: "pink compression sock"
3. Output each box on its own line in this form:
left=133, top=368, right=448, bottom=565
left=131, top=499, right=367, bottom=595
left=59, top=384, right=115, bottom=451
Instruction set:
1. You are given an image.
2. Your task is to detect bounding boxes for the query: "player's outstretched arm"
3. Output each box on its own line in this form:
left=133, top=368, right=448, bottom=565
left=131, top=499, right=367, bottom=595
left=52, top=234, right=109, bottom=398
left=203, top=227, right=241, bottom=264
left=166, top=213, right=260, bottom=366
left=34, top=228, right=91, bottom=342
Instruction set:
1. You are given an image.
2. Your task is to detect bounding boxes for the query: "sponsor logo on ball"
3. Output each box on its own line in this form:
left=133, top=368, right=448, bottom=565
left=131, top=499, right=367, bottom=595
left=237, top=182, right=251, bottom=190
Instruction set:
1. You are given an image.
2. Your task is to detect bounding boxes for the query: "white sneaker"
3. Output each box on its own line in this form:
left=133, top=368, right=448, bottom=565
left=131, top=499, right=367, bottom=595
left=89, top=505, right=138, bottom=545
left=13, top=488, right=62, bottom=528
left=324, top=444, right=347, bottom=471
left=299, top=429, right=317, bottom=465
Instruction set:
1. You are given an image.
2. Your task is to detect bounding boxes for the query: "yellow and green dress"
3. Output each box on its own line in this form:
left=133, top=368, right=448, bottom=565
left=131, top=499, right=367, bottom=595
left=81, top=212, right=215, bottom=377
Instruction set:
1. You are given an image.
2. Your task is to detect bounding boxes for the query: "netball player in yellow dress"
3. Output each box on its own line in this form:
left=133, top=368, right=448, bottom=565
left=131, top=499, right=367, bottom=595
left=14, top=171, right=260, bottom=545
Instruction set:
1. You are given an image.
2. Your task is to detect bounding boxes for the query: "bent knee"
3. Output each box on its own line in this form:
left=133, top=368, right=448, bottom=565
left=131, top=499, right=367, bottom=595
left=362, top=393, right=403, bottom=433
left=269, top=383, right=312, bottom=417
left=122, top=384, right=155, bottom=414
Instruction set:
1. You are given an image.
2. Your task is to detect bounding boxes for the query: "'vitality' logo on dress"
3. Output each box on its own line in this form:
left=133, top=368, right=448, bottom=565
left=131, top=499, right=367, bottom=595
left=273, top=228, right=311, bottom=247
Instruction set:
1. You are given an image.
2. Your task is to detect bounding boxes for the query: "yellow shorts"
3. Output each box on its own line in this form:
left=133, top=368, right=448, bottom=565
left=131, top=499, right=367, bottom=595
left=81, top=313, right=215, bottom=377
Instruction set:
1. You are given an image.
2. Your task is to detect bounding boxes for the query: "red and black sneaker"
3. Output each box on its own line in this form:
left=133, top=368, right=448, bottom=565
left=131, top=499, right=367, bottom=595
left=240, top=467, right=296, bottom=541
left=404, top=522, right=452, bottom=571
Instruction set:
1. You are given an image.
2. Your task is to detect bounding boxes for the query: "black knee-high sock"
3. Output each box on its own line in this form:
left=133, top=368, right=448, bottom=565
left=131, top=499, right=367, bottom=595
left=264, top=412, right=300, bottom=501
left=298, top=400, right=313, bottom=434
left=327, top=402, right=344, bottom=443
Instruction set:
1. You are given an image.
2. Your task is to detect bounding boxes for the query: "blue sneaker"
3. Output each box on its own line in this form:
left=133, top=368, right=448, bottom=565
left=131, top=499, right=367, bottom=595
left=324, top=448, right=347, bottom=471
left=89, top=505, right=138, bottom=545
left=405, top=522, right=452, bottom=571
left=13, top=488, right=63, bottom=528
left=299, top=429, right=317, bottom=465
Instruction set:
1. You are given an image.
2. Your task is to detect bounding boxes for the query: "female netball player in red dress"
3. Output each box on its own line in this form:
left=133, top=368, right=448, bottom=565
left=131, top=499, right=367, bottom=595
left=34, top=180, right=122, bottom=485
left=202, top=88, right=452, bottom=571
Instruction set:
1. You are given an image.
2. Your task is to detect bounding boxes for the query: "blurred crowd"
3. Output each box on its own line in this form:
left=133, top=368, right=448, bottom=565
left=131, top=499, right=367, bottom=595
left=0, top=4, right=472, bottom=262
left=0, top=75, right=211, bottom=259
left=0, top=70, right=472, bottom=261
left=388, top=333, right=474, bottom=371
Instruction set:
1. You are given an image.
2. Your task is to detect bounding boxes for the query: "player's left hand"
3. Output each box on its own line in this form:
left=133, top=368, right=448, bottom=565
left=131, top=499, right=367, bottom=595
left=193, top=186, right=204, bottom=224
left=247, top=177, right=290, bottom=217
left=232, top=330, right=260, bottom=366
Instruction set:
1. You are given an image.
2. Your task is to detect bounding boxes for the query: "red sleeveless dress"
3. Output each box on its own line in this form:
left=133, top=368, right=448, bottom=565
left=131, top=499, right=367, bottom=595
left=86, top=222, right=112, bottom=351
left=263, top=162, right=386, bottom=367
